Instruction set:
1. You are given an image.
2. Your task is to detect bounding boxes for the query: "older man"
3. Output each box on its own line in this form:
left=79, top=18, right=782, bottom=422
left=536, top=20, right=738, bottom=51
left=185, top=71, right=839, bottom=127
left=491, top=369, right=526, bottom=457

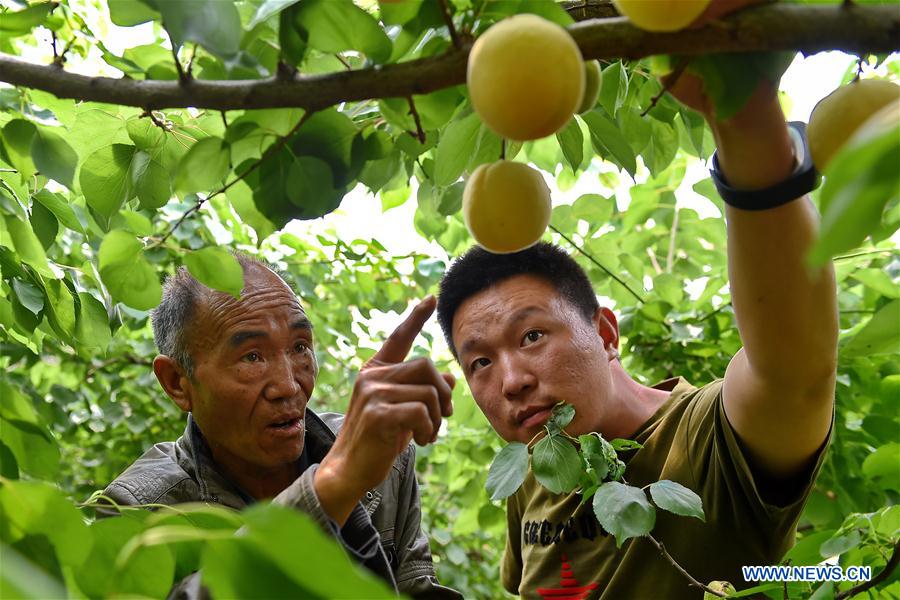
left=436, top=18, right=837, bottom=600
left=104, top=256, right=460, bottom=598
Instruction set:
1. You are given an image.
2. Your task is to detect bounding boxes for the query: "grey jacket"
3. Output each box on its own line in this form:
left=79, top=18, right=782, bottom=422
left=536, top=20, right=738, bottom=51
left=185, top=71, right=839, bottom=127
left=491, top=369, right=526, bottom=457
left=104, top=410, right=460, bottom=599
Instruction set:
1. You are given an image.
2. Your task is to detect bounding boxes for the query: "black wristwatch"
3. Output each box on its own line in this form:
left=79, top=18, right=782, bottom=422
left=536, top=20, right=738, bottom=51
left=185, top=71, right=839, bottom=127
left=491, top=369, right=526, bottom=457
left=709, top=121, right=821, bottom=211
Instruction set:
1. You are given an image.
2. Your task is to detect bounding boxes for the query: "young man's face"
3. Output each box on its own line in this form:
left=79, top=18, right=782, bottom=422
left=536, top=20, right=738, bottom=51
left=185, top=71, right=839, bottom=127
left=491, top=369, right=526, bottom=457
left=451, top=274, right=620, bottom=443
left=181, top=265, right=318, bottom=476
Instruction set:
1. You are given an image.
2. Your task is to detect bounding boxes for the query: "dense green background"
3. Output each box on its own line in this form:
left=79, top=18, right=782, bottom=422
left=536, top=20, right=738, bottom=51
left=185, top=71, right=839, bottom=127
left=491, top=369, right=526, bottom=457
left=0, top=0, right=897, bottom=598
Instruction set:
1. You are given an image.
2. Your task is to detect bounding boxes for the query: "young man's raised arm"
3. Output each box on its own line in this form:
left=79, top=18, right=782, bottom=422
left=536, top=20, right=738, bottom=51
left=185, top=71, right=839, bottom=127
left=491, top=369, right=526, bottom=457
left=715, top=82, right=838, bottom=479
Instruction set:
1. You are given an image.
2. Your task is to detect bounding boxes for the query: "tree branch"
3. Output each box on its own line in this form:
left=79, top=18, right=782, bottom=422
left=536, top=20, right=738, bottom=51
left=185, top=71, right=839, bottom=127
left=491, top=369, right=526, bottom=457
left=643, top=534, right=727, bottom=597
left=150, top=110, right=315, bottom=247
left=834, top=540, right=900, bottom=599
left=0, top=5, right=895, bottom=111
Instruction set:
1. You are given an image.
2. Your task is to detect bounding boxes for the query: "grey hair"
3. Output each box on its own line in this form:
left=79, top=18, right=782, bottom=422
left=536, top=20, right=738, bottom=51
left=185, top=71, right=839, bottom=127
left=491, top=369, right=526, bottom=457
left=151, top=253, right=279, bottom=377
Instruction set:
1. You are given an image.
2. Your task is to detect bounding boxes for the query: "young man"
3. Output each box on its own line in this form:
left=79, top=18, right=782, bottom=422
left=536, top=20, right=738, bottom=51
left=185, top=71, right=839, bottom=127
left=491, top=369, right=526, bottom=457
left=105, top=257, right=460, bottom=599
left=436, top=9, right=838, bottom=599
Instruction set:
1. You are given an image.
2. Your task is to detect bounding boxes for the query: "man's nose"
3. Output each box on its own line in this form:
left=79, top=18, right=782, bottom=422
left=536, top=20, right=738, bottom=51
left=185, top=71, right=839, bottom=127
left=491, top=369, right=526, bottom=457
left=264, top=353, right=303, bottom=402
left=499, top=353, right=537, bottom=398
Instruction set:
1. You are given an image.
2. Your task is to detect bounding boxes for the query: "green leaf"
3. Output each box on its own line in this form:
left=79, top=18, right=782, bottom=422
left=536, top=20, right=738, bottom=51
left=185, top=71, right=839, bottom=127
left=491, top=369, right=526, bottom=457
left=174, top=137, right=230, bottom=196
left=202, top=504, right=395, bottom=599
left=547, top=402, right=575, bottom=432
left=74, top=292, right=111, bottom=350
left=610, top=439, right=643, bottom=451
left=643, top=121, right=678, bottom=177
left=98, top=230, right=162, bottom=311
left=249, top=0, right=302, bottom=28
left=131, top=152, right=172, bottom=209
left=532, top=435, right=582, bottom=495
left=809, top=124, right=899, bottom=265
left=861, top=442, right=900, bottom=482
left=0, top=419, right=59, bottom=479
left=434, top=113, right=482, bottom=186
left=32, top=189, right=82, bottom=233
left=582, top=110, right=636, bottom=177
left=0, top=2, right=53, bottom=33
left=819, top=530, right=861, bottom=558
left=688, top=52, right=795, bottom=121
left=0, top=544, right=67, bottom=599
left=851, top=268, right=900, bottom=298
left=293, top=0, right=392, bottom=64
left=79, top=144, right=138, bottom=218
left=599, top=61, right=627, bottom=117
left=592, top=481, right=656, bottom=547
left=556, top=117, right=583, bottom=174
left=154, top=0, right=242, bottom=57
left=30, top=201, right=58, bottom=249
left=10, top=279, right=44, bottom=315
left=108, top=0, right=159, bottom=26
left=648, top=480, right=705, bottom=521
left=286, top=156, right=340, bottom=219
left=184, top=247, right=244, bottom=299
left=126, top=117, right=166, bottom=150
left=0, top=479, right=91, bottom=568
left=485, top=442, right=529, bottom=501
left=578, top=434, right=610, bottom=482
left=1, top=119, right=37, bottom=179
left=3, top=216, right=52, bottom=277
left=78, top=517, right=175, bottom=599
left=843, top=299, right=900, bottom=357
left=30, top=128, right=78, bottom=188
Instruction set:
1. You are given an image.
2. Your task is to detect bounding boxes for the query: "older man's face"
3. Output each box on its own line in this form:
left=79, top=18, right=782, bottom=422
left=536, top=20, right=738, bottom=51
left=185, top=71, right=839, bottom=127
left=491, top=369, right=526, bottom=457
left=184, top=265, right=318, bottom=475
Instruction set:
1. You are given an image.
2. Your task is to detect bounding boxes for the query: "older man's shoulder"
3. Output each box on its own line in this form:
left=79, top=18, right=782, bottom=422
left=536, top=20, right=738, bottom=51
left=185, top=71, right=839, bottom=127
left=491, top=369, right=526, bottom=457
left=103, top=441, right=200, bottom=508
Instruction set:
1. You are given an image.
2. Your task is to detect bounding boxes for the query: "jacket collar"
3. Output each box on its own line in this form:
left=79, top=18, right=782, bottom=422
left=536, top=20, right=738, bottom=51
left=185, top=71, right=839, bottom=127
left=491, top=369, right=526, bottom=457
left=175, top=409, right=336, bottom=509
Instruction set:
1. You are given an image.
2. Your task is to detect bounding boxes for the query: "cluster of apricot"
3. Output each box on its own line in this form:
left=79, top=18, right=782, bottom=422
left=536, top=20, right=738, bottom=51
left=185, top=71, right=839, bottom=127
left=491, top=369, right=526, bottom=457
left=463, top=2, right=711, bottom=253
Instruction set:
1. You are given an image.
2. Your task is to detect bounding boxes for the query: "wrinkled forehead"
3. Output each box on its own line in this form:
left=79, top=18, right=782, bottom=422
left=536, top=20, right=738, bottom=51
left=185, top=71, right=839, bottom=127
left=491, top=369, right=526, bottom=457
left=192, top=264, right=309, bottom=346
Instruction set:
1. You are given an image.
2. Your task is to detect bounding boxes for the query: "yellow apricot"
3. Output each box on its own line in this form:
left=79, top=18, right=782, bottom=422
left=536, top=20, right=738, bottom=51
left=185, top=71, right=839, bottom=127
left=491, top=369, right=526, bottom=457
left=809, top=79, right=900, bottom=170
left=463, top=160, right=551, bottom=254
left=849, top=97, right=900, bottom=147
left=467, top=14, right=584, bottom=141
left=577, top=60, right=603, bottom=114
left=613, top=0, right=711, bottom=32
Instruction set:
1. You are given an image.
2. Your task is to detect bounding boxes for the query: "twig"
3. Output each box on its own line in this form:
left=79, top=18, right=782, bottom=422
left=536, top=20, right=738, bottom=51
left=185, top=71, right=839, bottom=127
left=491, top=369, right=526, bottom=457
left=834, top=540, right=900, bottom=599
left=170, top=43, right=188, bottom=83
left=646, top=247, right=663, bottom=275
left=335, top=54, right=353, bottom=71
left=437, top=0, right=462, bottom=49
left=665, top=207, right=679, bottom=272
left=150, top=110, right=316, bottom=247
left=643, top=534, right=727, bottom=597
left=186, top=44, right=197, bottom=79
left=500, top=139, right=506, bottom=160
left=219, top=111, right=228, bottom=128
left=141, top=109, right=169, bottom=130
left=549, top=225, right=645, bottom=303
left=641, top=58, right=690, bottom=117
left=406, top=96, right=426, bottom=143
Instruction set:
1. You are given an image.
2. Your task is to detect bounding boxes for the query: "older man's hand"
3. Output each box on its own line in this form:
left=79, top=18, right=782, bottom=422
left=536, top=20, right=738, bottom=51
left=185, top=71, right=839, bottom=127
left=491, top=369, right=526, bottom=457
left=314, top=296, right=454, bottom=525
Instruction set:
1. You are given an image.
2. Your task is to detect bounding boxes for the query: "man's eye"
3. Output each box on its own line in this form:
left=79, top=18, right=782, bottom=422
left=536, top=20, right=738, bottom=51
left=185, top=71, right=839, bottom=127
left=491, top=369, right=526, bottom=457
left=243, top=352, right=261, bottom=362
left=470, top=357, right=490, bottom=372
left=523, top=330, right=544, bottom=346
left=295, top=341, right=311, bottom=353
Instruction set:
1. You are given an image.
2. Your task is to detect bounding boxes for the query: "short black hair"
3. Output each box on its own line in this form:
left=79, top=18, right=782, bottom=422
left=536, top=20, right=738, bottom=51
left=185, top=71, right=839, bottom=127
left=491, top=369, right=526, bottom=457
left=436, top=242, right=600, bottom=358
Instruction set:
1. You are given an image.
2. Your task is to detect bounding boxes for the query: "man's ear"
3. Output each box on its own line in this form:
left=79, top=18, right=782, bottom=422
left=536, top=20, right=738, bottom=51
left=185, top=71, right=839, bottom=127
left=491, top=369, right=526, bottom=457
left=592, top=307, right=620, bottom=353
left=153, top=355, right=192, bottom=413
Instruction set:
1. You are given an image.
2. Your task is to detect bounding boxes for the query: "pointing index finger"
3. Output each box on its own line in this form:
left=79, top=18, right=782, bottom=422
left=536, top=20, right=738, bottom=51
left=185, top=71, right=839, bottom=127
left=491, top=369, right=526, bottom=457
left=370, top=296, right=436, bottom=365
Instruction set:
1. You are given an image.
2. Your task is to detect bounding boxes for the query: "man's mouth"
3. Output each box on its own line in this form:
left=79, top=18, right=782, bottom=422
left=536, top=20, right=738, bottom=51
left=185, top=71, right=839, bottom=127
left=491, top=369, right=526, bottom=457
left=267, top=416, right=303, bottom=434
left=518, top=405, right=554, bottom=429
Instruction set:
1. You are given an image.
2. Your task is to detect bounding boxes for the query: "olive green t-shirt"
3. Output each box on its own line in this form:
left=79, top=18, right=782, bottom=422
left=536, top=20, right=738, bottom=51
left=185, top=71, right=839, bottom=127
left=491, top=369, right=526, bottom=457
left=501, top=378, right=830, bottom=600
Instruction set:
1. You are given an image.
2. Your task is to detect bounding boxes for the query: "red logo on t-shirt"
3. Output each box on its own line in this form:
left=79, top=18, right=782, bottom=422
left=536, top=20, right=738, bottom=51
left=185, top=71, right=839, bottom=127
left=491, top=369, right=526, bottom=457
left=536, top=553, right=599, bottom=599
